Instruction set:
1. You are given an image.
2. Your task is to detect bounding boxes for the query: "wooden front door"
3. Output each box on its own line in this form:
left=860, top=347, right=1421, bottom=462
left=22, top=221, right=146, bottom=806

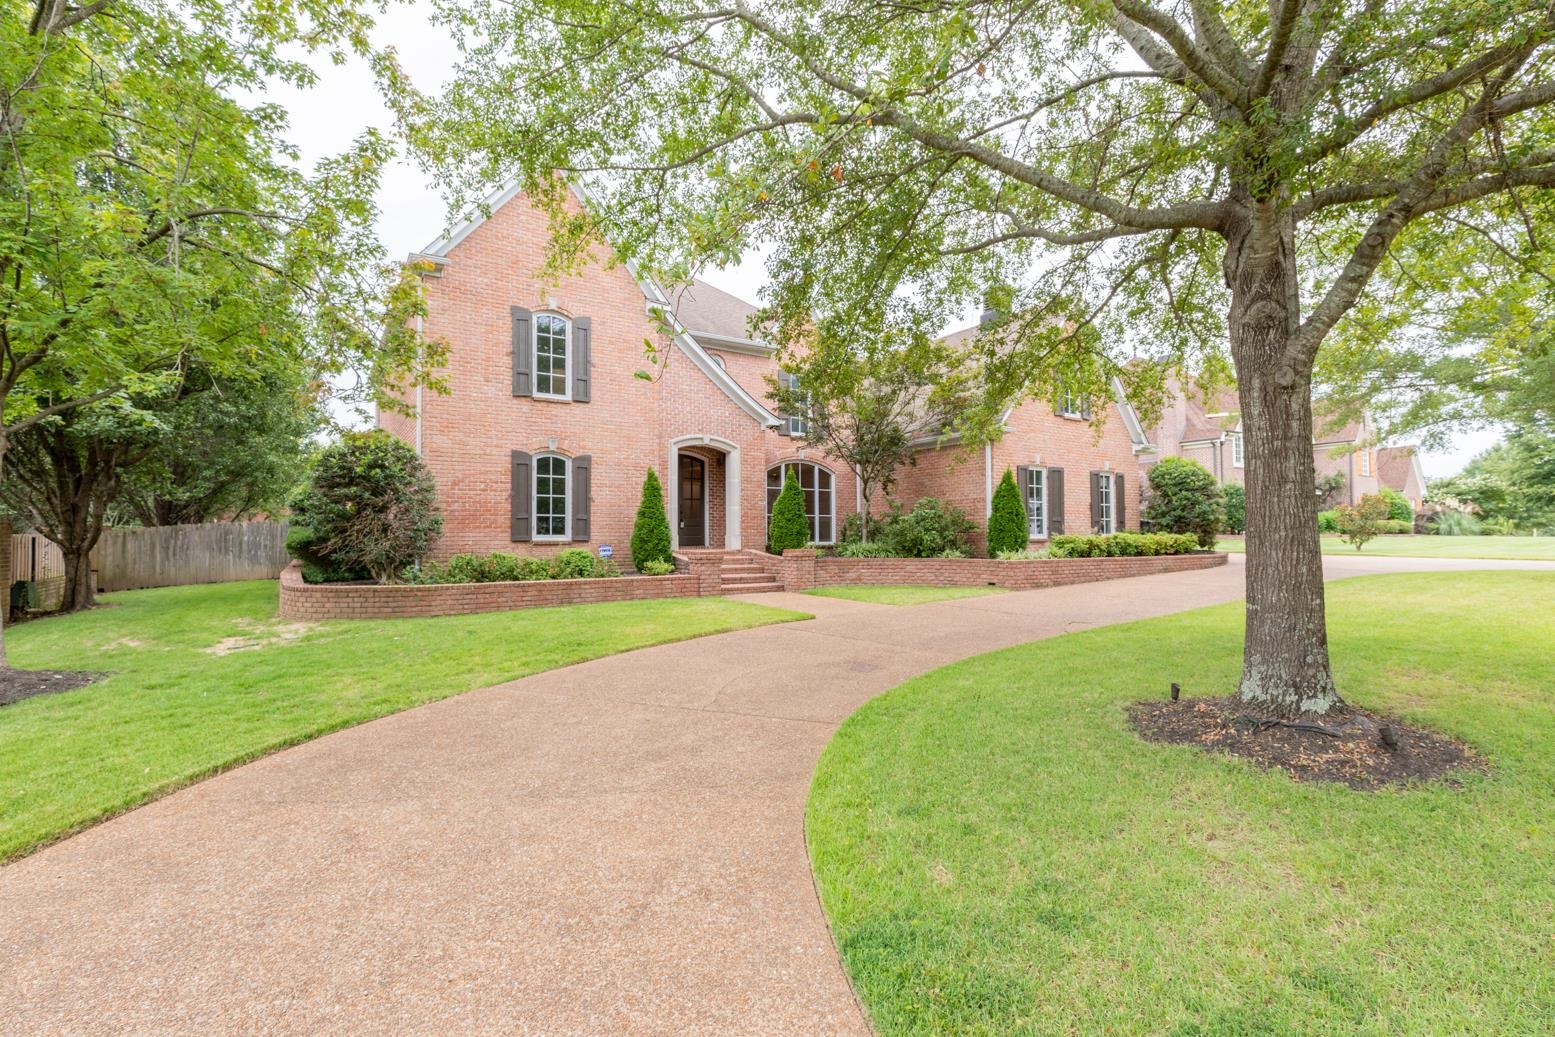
left=679, top=455, right=706, bottom=547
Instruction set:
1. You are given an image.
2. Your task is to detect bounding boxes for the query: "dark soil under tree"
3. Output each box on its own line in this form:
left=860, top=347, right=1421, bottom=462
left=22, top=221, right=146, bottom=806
left=0, top=667, right=103, bottom=707
left=1129, top=696, right=1483, bottom=790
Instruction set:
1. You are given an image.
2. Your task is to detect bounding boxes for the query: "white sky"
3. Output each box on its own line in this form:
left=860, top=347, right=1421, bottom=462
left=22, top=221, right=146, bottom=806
left=276, top=2, right=1498, bottom=477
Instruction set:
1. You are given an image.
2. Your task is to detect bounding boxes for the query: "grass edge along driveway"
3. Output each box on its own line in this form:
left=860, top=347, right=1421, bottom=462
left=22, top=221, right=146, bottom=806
left=1217, top=533, right=1555, bottom=560
left=0, top=580, right=808, bottom=863
left=807, top=571, right=1555, bottom=1037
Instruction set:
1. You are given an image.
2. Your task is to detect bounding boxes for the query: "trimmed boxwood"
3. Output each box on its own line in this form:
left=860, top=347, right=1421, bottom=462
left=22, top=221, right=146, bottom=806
left=1047, top=532, right=1201, bottom=558
left=1142, top=457, right=1223, bottom=549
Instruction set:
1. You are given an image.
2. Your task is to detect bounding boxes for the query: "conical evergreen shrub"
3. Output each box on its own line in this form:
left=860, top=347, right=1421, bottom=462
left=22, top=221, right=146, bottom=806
left=630, top=468, right=673, bottom=571
left=767, top=469, right=811, bottom=553
left=986, top=468, right=1029, bottom=556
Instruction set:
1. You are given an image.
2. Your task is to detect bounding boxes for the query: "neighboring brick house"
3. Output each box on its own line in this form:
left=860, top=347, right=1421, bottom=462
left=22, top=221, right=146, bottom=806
left=383, top=185, right=1149, bottom=566
left=1144, top=379, right=1385, bottom=507
left=1376, top=445, right=1428, bottom=510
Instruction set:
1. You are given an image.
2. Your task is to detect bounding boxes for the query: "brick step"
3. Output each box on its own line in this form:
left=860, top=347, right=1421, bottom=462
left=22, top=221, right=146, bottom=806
left=719, top=571, right=777, bottom=585
left=720, top=580, right=783, bottom=594
left=718, top=563, right=765, bottom=575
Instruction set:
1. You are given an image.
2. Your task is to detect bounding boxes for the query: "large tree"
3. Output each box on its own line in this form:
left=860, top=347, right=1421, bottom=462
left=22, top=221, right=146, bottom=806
left=399, top=0, right=1555, bottom=717
left=0, top=0, right=444, bottom=663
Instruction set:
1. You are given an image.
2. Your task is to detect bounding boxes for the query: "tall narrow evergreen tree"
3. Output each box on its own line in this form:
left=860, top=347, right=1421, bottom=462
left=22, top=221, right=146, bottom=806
left=630, top=468, right=673, bottom=571
left=986, top=469, right=1029, bottom=556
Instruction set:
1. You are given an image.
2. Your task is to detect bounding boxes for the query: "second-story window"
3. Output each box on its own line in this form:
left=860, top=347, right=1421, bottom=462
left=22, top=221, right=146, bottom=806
left=534, top=314, right=570, bottom=398
left=1232, top=433, right=1244, bottom=467
left=1359, top=448, right=1371, bottom=477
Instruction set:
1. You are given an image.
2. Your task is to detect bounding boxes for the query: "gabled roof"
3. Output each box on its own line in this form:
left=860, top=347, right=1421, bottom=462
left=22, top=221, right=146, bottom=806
left=409, top=181, right=779, bottom=428
left=1178, top=386, right=1241, bottom=444
left=1376, top=445, right=1427, bottom=492
left=670, top=280, right=773, bottom=355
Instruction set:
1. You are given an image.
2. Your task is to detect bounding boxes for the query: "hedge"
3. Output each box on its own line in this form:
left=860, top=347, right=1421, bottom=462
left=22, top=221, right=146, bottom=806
left=1047, top=532, right=1202, bottom=558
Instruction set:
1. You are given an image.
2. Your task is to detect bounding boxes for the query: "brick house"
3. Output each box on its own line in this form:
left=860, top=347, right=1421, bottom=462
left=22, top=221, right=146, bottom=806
left=1143, top=378, right=1385, bottom=507
left=1376, top=445, right=1428, bottom=510
left=381, top=186, right=1149, bottom=567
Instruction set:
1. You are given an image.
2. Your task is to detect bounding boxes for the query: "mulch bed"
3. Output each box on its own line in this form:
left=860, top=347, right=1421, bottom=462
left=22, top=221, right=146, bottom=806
left=1129, top=696, right=1483, bottom=790
left=0, top=667, right=104, bottom=707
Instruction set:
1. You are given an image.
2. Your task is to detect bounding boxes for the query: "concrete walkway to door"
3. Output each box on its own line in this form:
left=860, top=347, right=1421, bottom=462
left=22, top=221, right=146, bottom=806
left=2, top=555, right=1551, bottom=1035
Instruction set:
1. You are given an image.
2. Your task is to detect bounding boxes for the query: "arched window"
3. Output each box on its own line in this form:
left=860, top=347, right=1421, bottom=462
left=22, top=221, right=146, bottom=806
left=766, top=462, right=835, bottom=544
left=534, top=313, right=570, bottom=398
left=535, top=454, right=569, bottom=538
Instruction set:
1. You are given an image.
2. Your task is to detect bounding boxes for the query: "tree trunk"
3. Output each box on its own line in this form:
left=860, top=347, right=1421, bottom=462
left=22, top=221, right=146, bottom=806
left=1226, top=209, right=1343, bottom=718
left=58, top=548, right=96, bottom=612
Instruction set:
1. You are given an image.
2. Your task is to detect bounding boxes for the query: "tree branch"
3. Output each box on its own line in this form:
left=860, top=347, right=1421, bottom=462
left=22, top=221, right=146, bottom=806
left=1113, top=0, right=1248, bottom=108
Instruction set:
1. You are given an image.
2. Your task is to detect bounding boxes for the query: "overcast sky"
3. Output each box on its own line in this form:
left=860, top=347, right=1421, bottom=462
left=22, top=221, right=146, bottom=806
left=276, top=2, right=1498, bottom=477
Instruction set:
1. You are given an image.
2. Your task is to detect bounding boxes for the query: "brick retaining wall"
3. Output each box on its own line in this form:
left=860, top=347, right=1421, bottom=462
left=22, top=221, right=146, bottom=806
left=806, top=550, right=1227, bottom=591
left=278, top=562, right=701, bottom=621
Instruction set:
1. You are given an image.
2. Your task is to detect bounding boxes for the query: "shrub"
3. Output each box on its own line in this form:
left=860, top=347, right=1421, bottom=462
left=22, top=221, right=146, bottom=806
left=1378, top=519, right=1413, bottom=534
left=553, top=547, right=620, bottom=580
left=630, top=469, right=673, bottom=572
left=1380, top=487, right=1413, bottom=524
left=286, top=524, right=366, bottom=584
left=406, top=552, right=561, bottom=585
left=1333, top=493, right=1391, bottom=550
left=995, top=548, right=1049, bottom=560
left=1430, top=509, right=1482, bottom=536
left=767, top=469, right=810, bottom=553
left=1048, top=532, right=1199, bottom=558
left=639, top=558, right=676, bottom=576
left=1220, top=483, right=1246, bottom=534
left=287, top=430, right=442, bottom=584
left=1317, top=509, right=1339, bottom=533
left=1143, top=457, right=1223, bottom=549
left=884, top=497, right=977, bottom=558
left=835, top=540, right=896, bottom=558
left=986, top=469, right=1029, bottom=556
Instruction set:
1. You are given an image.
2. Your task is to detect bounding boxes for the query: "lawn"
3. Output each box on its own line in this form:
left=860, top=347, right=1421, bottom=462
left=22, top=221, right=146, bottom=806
left=1217, top=533, right=1555, bottom=560
left=807, top=572, right=1555, bottom=1036
left=805, top=584, right=1007, bottom=606
left=0, top=580, right=807, bottom=863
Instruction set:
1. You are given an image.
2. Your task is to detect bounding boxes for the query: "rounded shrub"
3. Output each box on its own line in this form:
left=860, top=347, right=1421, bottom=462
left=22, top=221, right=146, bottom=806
left=884, top=497, right=977, bottom=558
left=1380, top=487, right=1413, bottom=524
left=986, top=469, right=1029, bottom=556
left=630, top=468, right=673, bottom=571
left=1142, top=457, right=1224, bottom=549
left=1221, top=483, right=1246, bottom=534
left=767, top=469, right=811, bottom=553
left=288, top=430, right=442, bottom=584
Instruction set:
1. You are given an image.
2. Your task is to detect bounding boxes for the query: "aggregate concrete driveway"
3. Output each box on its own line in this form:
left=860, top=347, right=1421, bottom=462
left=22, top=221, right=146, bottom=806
left=3, top=555, right=1551, bottom=1036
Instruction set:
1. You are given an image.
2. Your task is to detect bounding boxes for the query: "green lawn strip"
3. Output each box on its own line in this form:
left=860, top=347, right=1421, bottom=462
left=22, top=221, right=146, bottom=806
left=1216, top=534, right=1555, bottom=560
left=808, top=571, right=1555, bottom=1037
left=1, top=581, right=809, bottom=862
left=805, top=584, right=1008, bottom=606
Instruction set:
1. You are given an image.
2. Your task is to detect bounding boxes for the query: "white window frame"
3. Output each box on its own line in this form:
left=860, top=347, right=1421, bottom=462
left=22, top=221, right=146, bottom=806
left=783, top=372, right=809, bottom=437
left=533, top=453, right=570, bottom=541
left=765, top=461, right=836, bottom=545
left=1058, top=390, right=1083, bottom=418
left=533, top=313, right=571, bottom=400
left=1026, top=467, right=1047, bottom=539
left=1359, top=449, right=1371, bottom=477
left=1231, top=432, right=1244, bottom=468
left=1098, top=472, right=1115, bottom=534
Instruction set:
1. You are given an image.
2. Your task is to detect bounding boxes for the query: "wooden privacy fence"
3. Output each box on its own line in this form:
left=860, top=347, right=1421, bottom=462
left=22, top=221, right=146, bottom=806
left=91, top=521, right=291, bottom=592
left=8, top=531, right=66, bottom=610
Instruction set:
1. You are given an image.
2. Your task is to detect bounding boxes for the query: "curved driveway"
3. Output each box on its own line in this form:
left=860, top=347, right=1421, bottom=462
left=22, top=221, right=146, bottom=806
left=3, top=555, right=1549, bottom=1035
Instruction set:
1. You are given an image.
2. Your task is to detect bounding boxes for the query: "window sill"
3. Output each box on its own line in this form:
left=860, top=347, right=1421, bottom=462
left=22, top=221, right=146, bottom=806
left=532, top=394, right=573, bottom=404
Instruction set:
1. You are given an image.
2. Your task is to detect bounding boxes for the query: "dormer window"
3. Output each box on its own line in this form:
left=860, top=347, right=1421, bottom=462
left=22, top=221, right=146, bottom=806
left=534, top=314, right=570, bottom=398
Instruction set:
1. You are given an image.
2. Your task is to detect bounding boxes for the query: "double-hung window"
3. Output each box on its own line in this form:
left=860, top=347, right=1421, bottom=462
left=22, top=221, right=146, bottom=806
left=534, top=454, right=569, bottom=539
left=1097, top=472, right=1115, bottom=534
left=534, top=314, right=570, bottom=398
left=1232, top=432, right=1244, bottom=468
left=1025, top=467, right=1046, bottom=539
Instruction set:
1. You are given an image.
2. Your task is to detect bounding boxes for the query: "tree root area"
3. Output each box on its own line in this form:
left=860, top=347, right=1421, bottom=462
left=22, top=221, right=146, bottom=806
left=1128, top=697, right=1483, bottom=790
left=1, top=668, right=103, bottom=707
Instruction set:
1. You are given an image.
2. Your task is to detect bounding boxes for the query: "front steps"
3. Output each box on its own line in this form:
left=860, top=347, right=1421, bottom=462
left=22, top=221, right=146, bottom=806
left=681, top=549, right=784, bottom=594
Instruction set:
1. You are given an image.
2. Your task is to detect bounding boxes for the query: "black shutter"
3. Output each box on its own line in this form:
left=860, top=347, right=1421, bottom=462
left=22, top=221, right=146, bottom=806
left=1089, top=471, right=1103, bottom=533
left=572, top=317, right=591, bottom=402
left=572, top=454, right=591, bottom=541
left=511, top=450, right=532, bottom=541
left=511, top=307, right=533, bottom=397
left=1114, top=473, right=1126, bottom=530
left=1047, top=468, right=1064, bottom=534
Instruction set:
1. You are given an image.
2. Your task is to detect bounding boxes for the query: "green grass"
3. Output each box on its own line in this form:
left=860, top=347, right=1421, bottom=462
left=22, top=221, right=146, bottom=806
left=805, top=584, right=1008, bottom=606
left=808, top=572, right=1555, bottom=1036
left=1217, top=533, right=1555, bottom=560
left=0, top=580, right=807, bottom=863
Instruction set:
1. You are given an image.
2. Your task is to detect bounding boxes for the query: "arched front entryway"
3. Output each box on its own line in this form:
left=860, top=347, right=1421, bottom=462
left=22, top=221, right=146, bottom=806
left=667, top=435, right=742, bottom=550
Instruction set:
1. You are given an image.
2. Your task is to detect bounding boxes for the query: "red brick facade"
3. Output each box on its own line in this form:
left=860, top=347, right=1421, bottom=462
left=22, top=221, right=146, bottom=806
left=384, top=188, right=1146, bottom=567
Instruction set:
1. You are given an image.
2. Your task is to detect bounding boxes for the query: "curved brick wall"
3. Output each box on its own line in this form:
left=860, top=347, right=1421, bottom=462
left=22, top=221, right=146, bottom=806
left=278, top=562, right=701, bottom=621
